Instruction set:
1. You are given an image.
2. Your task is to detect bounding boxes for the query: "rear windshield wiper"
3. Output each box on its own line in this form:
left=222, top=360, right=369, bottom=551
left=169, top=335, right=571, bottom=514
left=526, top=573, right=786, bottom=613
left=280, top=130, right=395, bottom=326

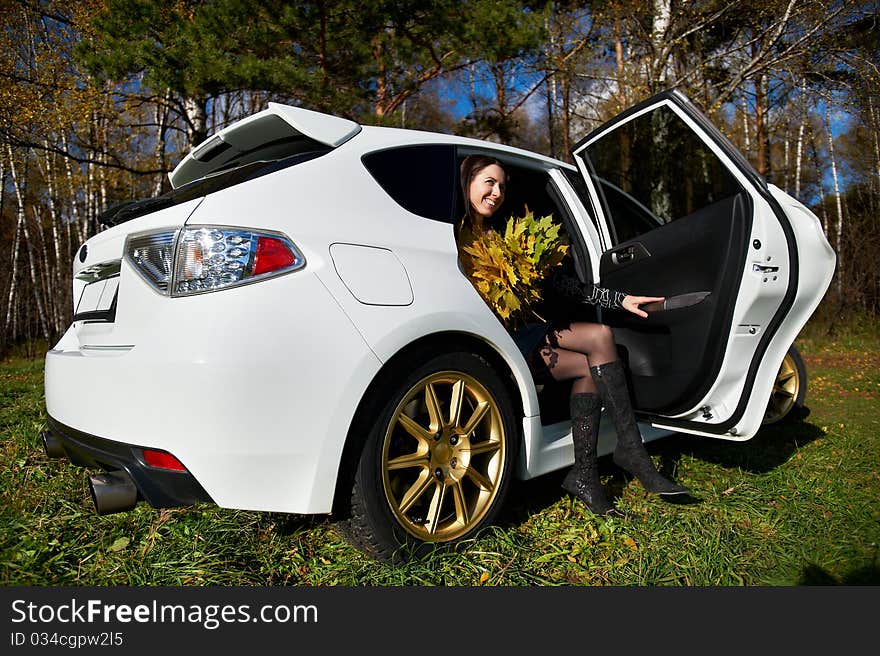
left=98, top=197, right=175, bottom=227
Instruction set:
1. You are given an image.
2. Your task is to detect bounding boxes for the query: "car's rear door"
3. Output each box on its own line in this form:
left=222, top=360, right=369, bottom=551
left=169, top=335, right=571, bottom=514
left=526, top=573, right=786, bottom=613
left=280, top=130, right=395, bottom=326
left=571, top=90, right=798, bottom=440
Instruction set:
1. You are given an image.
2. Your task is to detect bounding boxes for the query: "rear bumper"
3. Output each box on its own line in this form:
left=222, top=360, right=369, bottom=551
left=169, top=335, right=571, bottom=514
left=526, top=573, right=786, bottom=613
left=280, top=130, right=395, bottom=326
left=45, top=415, right=214, bottom=508
left=44, top=266, right=384, bottom=514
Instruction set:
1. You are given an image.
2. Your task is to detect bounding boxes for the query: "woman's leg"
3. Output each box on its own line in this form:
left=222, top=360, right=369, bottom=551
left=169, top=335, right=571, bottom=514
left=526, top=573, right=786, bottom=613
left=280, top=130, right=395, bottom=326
left=534, top=343, right=597, bottom=393
left=533, top=333, right=615, bottom=514
left=590, top=359, right=690, bottom=495
left=544, top=322, right=619, bottom=370
left=536, top=322, right=690, bottom=497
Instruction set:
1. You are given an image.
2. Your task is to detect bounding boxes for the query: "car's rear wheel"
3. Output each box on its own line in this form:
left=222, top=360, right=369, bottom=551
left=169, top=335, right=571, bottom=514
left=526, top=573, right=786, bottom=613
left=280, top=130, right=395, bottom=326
left=762, top=344, right=807, bottom=425
left=336, top=351, right=518, bottom=563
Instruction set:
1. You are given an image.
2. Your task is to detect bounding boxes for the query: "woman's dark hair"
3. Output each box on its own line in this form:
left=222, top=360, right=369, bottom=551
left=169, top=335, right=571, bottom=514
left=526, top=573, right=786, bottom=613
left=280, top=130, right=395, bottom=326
left=460, top=154, right=506, bottom=221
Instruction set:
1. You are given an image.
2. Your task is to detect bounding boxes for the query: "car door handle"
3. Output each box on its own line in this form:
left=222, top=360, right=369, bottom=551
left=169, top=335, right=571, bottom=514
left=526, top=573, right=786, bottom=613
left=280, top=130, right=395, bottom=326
left=608, top=243, right=650, bottom=267
left=642, top=291, right=711, bottom=313
left=752, top=264, right=779, bottom=273
left=613, top=247, right=634, bottom=264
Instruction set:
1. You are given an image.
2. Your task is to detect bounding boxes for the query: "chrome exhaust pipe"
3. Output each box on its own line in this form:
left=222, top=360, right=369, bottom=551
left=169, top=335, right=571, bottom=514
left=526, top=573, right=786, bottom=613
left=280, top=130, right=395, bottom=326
left=42, top=431, right=66, bottom=459
left=88, top=470, right=138, bottom=515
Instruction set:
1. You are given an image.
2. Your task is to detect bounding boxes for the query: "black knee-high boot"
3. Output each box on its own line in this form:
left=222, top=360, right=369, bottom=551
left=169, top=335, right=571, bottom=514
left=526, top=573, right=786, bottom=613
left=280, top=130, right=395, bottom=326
left=561, top=392, right=616, bottom=515
left=590, top=360, right=690, bottom=496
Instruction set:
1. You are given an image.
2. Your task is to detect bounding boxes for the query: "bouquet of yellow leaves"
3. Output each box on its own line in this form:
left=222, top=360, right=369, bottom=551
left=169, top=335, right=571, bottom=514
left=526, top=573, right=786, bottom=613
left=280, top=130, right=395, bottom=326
left=461, top=210, right=569, bottom=328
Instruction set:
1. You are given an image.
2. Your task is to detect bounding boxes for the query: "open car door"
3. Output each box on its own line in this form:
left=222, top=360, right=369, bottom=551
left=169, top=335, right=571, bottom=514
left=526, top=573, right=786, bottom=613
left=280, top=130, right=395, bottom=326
left=572, top=90, right=802, bottom=441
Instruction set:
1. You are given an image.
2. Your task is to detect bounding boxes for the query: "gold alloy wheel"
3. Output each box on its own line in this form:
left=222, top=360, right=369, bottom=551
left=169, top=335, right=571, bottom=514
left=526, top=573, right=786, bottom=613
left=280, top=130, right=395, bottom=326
left=763, top=351, right=802, bottom=425
left=381, top=371, right=506, bottom=542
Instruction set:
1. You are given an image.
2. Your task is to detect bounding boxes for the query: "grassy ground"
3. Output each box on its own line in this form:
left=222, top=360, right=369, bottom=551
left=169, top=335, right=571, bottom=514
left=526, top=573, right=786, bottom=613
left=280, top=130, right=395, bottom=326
left=1, top=322, right=878, bottom=586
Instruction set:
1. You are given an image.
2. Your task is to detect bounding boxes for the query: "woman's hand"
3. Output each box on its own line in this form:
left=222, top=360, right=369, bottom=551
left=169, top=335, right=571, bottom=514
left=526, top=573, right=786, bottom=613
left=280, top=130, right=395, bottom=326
left=621, top=295, right=665, bottom=318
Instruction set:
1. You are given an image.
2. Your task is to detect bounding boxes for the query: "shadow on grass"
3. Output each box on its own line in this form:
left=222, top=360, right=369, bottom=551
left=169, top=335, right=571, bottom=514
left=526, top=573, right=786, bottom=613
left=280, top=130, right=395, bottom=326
left=495, top=456, right=684, bottom=530
left=495, top=411, right=824, bottom=530
left=798, top=563, right=880, bottom=585
left=272, top=513, right=327, bottom=536
left=656, top=410, right=825, bottom=475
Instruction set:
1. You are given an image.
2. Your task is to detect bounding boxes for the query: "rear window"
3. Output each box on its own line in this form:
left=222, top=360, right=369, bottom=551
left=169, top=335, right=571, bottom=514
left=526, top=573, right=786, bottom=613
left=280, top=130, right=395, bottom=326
left=99, top=148, right=330, bottom=227
left=362, top=145, right=457, bottom=223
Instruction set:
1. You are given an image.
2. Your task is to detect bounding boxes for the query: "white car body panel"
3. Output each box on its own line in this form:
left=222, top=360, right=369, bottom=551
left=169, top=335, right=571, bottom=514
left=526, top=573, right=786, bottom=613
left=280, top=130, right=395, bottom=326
left=47, top=260, right=383, bottom=513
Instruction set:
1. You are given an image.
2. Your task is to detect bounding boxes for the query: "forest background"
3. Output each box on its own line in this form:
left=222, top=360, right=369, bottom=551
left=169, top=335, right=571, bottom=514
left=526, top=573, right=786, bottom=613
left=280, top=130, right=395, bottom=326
left=1, top=0, right=878, bottom=355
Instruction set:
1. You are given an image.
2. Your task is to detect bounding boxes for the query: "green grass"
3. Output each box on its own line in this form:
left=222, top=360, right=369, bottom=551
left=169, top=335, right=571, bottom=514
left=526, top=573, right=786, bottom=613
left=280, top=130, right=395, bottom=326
left=2, top=326, right=878, bottom=586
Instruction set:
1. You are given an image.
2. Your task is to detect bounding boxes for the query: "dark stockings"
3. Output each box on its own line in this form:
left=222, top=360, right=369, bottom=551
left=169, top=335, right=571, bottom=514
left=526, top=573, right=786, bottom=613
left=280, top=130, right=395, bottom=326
left=535, top=322, right=617, bottom=394
left=538, top=322, right=689, bottom=511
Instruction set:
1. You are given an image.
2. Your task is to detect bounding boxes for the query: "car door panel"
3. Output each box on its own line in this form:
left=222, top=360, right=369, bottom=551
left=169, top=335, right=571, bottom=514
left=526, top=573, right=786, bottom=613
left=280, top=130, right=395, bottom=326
left=599, top=192, right=750, bottom=413
left=572, top=90, right=797, bottom=439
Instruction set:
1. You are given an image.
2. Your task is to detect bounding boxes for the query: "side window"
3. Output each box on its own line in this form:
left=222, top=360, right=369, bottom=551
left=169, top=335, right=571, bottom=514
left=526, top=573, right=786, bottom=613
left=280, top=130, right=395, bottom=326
left=583, top=104, right=742, bottom=243
left=362, top=144, right=457, bottom=223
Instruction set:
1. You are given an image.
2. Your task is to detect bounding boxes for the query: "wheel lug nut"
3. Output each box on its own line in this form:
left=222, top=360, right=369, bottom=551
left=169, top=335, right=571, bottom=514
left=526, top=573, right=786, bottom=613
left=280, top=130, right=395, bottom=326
left=450, top=435, right=458, bottom=445
left=433, top=432, right=442, bottom=441
left=450, top=457, right=457, bottom=468
left=434, top=468, right=443, bottom=480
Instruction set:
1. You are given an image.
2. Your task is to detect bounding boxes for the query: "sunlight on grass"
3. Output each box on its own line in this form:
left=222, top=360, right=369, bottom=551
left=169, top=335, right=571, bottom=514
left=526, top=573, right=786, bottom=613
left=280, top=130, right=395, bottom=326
left=2, top=325, right=878, bottom=586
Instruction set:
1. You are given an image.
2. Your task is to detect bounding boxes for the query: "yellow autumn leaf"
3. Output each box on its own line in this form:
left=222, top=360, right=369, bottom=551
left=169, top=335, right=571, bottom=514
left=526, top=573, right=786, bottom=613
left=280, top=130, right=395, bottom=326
left=479, top=571, right=490, bottom=584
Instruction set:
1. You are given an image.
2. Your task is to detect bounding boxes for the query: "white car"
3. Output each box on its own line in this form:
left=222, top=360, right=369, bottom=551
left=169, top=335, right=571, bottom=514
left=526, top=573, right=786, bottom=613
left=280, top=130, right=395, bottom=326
left=43, top=90, right=835, bottom=561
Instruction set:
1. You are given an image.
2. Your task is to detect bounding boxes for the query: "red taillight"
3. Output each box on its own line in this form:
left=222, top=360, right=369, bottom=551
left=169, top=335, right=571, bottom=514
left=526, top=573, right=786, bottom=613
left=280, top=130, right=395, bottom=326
left=142, top=449, right=187, bottom=471
left=253, top=236, right=297, bottom=276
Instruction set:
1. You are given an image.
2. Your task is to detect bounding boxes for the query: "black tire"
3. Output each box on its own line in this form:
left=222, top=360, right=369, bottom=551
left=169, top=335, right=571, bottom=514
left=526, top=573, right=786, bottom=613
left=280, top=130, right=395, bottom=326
left=762, top=344, right=808, bottom=425
left=335, top=351, right=519, bottom=563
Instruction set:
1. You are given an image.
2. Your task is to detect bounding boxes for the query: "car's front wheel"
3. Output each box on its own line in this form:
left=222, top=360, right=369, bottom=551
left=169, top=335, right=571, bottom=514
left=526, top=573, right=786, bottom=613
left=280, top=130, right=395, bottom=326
left=336, top=351, right=519, bottom=563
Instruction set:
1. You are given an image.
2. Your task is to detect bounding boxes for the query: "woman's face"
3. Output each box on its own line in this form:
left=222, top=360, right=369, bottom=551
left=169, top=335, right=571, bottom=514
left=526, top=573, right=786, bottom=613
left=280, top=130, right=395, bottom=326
left=468, top=164, right=506, bottom=218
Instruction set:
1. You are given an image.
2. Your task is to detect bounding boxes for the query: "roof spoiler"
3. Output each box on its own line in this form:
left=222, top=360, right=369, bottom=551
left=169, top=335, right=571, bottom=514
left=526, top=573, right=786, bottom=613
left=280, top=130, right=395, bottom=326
left=168, top=103, right=361, bottom=189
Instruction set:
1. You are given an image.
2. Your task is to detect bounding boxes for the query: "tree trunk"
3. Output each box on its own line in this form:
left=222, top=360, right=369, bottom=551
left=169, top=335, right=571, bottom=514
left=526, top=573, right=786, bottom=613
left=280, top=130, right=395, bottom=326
left=651, top=0, right=672, bottom=90
left=545, top=10, right=556, bottom=158
left=869, top=97, right=880, bottom=196
left=373, top=34, right=387, bottom=118
left=808, top=122, right=828, bottom=235
left=561, top=71, right=571, bottom=154
left=32, top=148, right=59, bottom=332
left=86, top=151, right=94, bottom=240
left=795, top=118, right=805, bottom=200
left=41, top=145, right=65, bottom=334
left=754, top=73, right=768, bottom=176
left=153, top=89, right=171, bottom=196
left=783, top=133, right=790, bottom=193
left=794, top=79, right=806, bottom=199
left=60, top=134, right=84, bottom=246
left=4, top=191, right=22, bottom=338
left=184, top=95, right=209, bottom=147
left=7, top=147, right=50, bottom=343
left=32, top=204, right=55, bottom=337
left=615, top=15, right=626, bottom=110
left=825, top=106, right=844, bottom=299
left=0, top=156, right=5, bottom=220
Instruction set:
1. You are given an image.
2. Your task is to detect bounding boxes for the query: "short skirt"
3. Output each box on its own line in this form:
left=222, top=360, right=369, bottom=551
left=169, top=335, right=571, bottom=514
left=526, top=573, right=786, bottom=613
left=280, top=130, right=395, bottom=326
left=512, top=321, right=550, bottom=358
left=511, top=321, right=557, bottom=385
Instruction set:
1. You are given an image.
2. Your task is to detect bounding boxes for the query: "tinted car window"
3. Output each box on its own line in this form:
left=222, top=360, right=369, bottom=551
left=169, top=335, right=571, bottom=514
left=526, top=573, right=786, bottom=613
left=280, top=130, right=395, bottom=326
left=362, top=145, right=457, bottom=223
left=99, top=149, right=330, bottom=227
left=583, top=104, right=742, bottom=243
